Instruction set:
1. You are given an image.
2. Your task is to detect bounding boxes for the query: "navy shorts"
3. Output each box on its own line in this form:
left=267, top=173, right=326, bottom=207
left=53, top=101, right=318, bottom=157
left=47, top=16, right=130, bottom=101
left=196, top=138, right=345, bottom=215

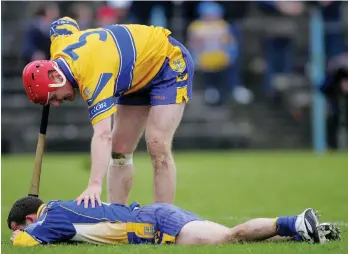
left=127, top=203, right=203, bottom=244
left=116, top=36, right=194, bottom=106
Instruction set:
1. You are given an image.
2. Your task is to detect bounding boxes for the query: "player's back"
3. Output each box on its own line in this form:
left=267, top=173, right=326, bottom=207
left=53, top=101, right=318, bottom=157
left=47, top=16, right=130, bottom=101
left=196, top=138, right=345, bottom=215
left=51, top=23, right=171, bottom=65
left=49, top=200, right=132, bottom=222
left=123, top=24, right=172, bottom=62
left=123, top=24, right=173, bottom=89
left=50, top=17, right=176, bottom=96
left=44, top=200, right=133, bottom=244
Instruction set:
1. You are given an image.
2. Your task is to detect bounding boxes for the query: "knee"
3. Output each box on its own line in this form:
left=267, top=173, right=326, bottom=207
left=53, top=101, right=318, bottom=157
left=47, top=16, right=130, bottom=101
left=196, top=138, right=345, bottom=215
left=111, top=139, right=135, bottom=166
left=145, top=134, right=171, bottom=158
left=229, top=225, right=247, bottom=243
left=111, top=136, right=135, bottom=155
left=112, top=143, right=133, bottom=155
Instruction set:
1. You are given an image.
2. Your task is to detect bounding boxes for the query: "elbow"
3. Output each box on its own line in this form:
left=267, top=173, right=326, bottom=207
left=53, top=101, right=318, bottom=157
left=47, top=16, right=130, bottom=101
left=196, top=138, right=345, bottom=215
left=94, top=129, right=112, bottom=142
left=92, top=116, right=113, bottom=143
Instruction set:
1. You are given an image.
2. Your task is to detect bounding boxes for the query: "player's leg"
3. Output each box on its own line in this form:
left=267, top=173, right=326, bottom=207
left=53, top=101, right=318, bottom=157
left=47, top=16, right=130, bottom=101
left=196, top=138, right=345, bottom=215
left=176, top=208, right=321, bottom=245
left=176, top=219, right=277, bottom=245
left=142, top=204, right=294, bottom=245
left=145, top=103, right=185, bottom=203
left=145, top=37, right=194, bottom=204
left=108, top=104, right=150, bottom=204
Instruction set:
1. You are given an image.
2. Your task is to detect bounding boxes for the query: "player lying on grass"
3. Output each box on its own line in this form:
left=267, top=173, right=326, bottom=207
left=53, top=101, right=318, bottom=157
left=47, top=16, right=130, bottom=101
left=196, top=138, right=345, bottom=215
left=8, top=196, right=340, bottom=246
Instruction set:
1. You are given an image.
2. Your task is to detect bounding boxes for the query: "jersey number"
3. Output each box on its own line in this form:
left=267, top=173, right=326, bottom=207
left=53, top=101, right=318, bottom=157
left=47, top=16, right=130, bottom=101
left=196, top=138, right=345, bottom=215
left=63, top=30, right=108, bottom=61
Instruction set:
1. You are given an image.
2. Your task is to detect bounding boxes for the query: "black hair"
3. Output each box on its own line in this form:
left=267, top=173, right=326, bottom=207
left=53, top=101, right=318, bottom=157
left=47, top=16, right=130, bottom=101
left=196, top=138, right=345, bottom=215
left=7, top=196, right=44, bottom=229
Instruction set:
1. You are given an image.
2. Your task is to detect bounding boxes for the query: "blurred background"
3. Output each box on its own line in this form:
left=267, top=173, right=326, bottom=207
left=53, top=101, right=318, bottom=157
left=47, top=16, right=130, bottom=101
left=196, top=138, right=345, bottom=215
left=2, top=0, right=348, bottom=154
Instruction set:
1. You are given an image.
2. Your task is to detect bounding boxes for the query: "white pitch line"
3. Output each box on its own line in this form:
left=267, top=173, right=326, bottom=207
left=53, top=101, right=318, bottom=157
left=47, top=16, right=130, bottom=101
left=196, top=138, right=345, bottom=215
left=222, top=216, right=348, bottom=228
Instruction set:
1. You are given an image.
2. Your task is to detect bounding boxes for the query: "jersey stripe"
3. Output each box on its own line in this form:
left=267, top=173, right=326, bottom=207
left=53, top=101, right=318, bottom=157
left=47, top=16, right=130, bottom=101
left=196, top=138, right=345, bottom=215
left=103, top=25, right=136, bottom=96
left=88, top=97, right=115, bottom=121
left=86, top=73, right=113, bottom=106
left=122, top=25, right=137, bottom=90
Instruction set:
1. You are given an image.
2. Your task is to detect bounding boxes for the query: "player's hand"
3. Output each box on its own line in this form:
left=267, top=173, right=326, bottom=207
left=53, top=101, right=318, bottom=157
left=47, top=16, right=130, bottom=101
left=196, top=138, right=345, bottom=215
left=76, top=184, right=102, bottom=208
left=10, top=230, right=20, bottom=243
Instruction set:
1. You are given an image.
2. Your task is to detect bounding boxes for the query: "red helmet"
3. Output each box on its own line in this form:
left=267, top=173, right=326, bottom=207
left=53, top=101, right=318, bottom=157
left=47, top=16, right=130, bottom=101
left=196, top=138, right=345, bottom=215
left=22, top=60, right=67, bottom=105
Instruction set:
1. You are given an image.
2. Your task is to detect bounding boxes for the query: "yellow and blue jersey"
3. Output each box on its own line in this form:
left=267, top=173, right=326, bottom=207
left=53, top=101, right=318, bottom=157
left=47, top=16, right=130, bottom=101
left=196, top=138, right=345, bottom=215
left=49, top=17, right=193, bottom=125
left=12, top=200, right=203, bottom=246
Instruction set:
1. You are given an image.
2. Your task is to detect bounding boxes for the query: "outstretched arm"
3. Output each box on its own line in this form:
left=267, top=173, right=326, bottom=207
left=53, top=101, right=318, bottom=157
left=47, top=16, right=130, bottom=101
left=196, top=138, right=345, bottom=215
left=77, top=116, right=113, bottom=208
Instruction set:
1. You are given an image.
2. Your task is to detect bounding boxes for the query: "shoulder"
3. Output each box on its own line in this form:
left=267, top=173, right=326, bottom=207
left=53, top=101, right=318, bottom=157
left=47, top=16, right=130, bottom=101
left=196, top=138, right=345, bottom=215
left=50, top=16, right=80, bottom=42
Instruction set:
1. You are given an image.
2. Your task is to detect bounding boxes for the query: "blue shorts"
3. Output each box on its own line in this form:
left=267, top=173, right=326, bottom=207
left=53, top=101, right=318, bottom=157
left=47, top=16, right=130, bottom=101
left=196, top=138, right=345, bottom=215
left=127, top=203, right=203, bottom=244
left=116, top=36, right=194, bottom=106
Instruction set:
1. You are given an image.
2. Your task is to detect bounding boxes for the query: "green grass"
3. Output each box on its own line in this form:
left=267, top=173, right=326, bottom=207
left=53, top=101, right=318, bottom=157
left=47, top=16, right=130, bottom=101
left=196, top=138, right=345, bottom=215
left=2, top=151, right=348, bottom=253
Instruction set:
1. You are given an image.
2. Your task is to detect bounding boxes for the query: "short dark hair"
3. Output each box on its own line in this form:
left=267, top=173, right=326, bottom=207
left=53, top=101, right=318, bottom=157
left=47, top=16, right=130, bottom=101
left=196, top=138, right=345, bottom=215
left=7, top=196, right=44, bottom=229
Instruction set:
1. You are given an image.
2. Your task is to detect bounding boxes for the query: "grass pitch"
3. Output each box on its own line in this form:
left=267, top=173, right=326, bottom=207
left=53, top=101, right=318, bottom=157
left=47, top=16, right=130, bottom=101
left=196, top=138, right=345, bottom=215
left=2, top=151, right=348, bottom=253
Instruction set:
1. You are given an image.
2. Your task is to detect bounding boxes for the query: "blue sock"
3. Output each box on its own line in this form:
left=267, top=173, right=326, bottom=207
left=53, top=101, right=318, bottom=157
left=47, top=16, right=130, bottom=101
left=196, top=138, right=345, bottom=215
left=276, top=216, right=298, bottom=237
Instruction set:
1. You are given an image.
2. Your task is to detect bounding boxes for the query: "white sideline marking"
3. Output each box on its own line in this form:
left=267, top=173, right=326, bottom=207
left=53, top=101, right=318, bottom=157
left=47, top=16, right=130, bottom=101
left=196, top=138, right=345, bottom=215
left=222, top=216, right=348, bottom=228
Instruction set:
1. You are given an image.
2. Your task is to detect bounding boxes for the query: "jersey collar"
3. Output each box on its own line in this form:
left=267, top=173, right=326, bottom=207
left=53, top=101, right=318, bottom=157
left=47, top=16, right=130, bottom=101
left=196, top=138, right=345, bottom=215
left=36, top=204, right=47, bottom=218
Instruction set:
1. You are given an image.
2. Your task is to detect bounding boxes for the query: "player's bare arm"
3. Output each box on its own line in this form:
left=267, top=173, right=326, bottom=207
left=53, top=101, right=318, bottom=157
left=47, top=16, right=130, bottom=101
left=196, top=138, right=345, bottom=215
left=76, top=116, right=113, bottom=208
